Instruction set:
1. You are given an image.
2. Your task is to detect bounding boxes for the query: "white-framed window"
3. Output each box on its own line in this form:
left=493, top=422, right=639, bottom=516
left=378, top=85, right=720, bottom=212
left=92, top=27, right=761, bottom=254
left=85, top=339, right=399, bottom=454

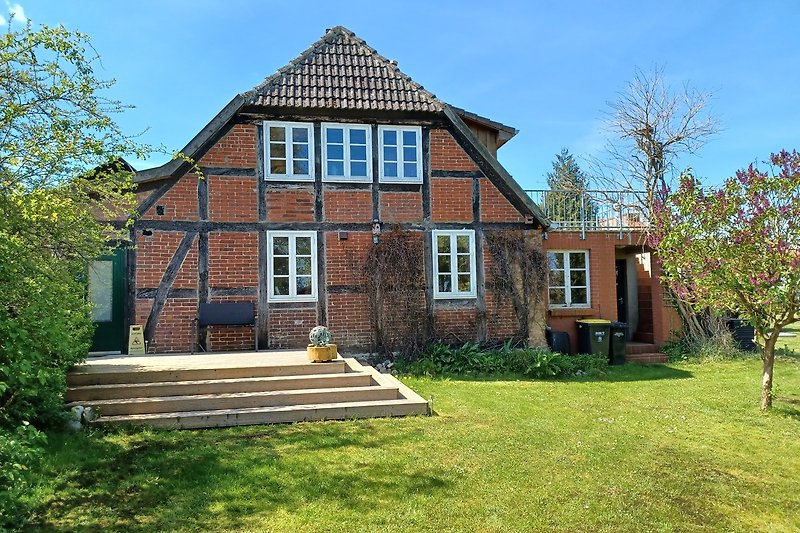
left=267, top=231, right=317, bottom=302
left=264, top=121, right=314, bottom=181
left=433, top=230, right=477, bottom=299
left=322, top=123, right=372, bottom=182
left=379, top=125, right=422, bottom=183
left=548, top=250, right=590, bottom=307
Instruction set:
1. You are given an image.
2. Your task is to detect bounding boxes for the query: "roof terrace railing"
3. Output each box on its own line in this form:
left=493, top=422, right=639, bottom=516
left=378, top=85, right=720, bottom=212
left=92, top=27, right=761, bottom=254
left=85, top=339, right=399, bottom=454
left=526, top=189, right=649, bottom=237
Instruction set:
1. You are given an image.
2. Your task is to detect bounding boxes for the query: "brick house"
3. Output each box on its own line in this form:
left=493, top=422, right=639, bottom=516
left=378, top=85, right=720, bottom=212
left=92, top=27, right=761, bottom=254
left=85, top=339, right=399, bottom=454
left=91, top=26, right=549, bottom=354
left=526, top=190, right=681, bottom=362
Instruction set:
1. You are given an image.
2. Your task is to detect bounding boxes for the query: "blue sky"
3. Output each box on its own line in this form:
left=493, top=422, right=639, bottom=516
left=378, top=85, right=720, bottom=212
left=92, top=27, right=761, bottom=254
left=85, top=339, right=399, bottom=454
left=7, top=1, right=800, bottom=189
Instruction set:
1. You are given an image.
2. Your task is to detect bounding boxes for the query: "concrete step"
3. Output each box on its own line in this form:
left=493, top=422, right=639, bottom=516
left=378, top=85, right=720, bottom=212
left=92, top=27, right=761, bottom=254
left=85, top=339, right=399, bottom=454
left=67, top=385, right=400, bottom=416
left=626, top=353, right=669, bottom=364
left=94, top=398, right=430, bottom=429
left=67, top=359, right=347, bottom=386
left=65, top=372, right=373, bottom=402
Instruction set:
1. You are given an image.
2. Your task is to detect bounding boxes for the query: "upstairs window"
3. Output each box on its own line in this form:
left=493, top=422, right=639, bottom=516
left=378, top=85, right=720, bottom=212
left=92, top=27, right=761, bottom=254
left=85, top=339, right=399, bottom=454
left=379, top=126, right=422, bottom=183
left=548, top=251, right=590, bottom=307
left=322, top=123, right=372, bottom=182
left=433, top=230, right=476, bottom=299
left=267, top=231, right=317, bottom=302
left=264, top=121, right=314, bottom=181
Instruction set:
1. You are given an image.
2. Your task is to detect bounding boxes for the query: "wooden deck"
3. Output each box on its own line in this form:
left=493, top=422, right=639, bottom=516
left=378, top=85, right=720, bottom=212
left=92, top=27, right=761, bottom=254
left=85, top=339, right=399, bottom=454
left=67, top=351, right=430, bottom=428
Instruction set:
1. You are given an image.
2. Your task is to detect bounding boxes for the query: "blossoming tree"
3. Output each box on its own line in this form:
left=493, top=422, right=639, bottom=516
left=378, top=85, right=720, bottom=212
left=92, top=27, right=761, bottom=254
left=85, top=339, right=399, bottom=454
left=652, top=150, right=800, bottom=410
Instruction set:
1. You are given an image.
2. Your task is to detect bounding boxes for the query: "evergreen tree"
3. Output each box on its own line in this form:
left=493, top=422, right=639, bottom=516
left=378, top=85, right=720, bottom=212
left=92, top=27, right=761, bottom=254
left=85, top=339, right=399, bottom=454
left=543, top=149, right=596, bottom=226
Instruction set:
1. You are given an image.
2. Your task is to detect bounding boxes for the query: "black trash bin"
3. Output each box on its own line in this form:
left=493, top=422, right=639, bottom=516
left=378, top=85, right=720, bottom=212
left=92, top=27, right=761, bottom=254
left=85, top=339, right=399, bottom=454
left=576, top=319, right=611, bottom=358
left=609, top=322, right=628, bottom=365
left=726, top=319, right=757, bottom=351
left=546, top=328, right=572, bottom=355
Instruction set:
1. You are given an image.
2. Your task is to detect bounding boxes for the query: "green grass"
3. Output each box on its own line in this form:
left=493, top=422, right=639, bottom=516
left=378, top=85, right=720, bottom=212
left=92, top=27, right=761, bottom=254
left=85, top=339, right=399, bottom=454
left=26, top=358, right=800, bottom=532
left=777, top=321, right=800, bottom=359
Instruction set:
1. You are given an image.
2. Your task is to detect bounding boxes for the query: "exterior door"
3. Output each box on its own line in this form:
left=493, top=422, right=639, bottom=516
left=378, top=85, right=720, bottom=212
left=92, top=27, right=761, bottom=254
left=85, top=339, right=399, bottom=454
left=89, top=249, right=127, bottom=353
left=615, top=259, right=628, bottom=323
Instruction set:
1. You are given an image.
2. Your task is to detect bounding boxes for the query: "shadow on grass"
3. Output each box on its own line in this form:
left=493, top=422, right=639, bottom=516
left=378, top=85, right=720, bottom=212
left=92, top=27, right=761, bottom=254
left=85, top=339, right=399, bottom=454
left=28, top=420, right=450, bottom=531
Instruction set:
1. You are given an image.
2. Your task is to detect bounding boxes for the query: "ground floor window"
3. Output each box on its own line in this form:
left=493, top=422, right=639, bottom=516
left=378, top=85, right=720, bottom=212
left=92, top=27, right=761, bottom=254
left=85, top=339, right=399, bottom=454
left=267, top=231, right=317, bottom=302
left=433, top=230, right=476, bottom=299
left=548, top=250, right=589, bottom=307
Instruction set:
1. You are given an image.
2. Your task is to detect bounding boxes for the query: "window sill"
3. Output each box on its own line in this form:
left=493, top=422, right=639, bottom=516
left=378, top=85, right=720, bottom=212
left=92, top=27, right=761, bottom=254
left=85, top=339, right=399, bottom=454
left=548, top=307, right=598, bottom=317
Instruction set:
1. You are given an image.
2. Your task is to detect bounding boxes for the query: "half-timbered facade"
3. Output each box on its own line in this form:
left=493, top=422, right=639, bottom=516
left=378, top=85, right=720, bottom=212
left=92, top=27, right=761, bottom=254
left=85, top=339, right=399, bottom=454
left=119, top=26, right=548, bottom=354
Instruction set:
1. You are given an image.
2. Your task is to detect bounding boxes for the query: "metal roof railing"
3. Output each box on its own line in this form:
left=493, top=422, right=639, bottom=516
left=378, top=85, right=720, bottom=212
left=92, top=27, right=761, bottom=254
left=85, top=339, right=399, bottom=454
left=526, top=189, right=648, bottom=238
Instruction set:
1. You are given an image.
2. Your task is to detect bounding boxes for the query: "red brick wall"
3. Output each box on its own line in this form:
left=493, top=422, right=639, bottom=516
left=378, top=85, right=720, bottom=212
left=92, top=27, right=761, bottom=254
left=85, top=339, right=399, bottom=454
left=325, top=231, right=371, bottom=287
left=149, top=298, right=196, bottom=353
left=430, top=129, right=478, bottom=171
left=268, top=307, right=318, bottom=349
left=480, top=178, right=524, bottom=223
left=323, top=190, right=372, bottom=222
left=327, top=293, right=373, bottom=348
left=139, top=174, right=198, bottom=221
left=208, top=232, right=258, bottom=288
left=266, top=189, right=315, bottom=222
left=433, top=308, right=478, bottom=343
left=486, top=290, right=519, bottom=340
left=209, top=176, right=257, bottom=222
left=431, top=178, right=473, bottom=223
left=205, top=295, right=257, bottom=351
left=199, top=123, right=257, bottom=168
left=136, top=232, right=197, bottom=289
left=379, top=191, right=422, bottom=223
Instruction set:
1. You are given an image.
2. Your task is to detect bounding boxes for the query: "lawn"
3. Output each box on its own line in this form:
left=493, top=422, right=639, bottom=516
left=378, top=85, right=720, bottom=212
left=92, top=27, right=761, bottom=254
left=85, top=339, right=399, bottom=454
left=27, top=357, right=800, bottom=532
left=777, top=321, right=800, bottom=358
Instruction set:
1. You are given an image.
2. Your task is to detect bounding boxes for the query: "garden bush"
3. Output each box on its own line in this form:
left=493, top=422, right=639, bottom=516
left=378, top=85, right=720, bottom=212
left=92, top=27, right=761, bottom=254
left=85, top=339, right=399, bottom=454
left=400, top=341, right=607, bottom=378
left=0, top=423, right=45, bottom=529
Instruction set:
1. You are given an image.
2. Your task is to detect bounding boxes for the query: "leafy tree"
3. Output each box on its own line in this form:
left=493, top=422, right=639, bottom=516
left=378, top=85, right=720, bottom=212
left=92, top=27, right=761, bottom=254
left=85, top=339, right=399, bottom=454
left=651, top=151, right=800, bottom=410
left=0, top=23, right=143, bottom=526
left=543, top=148, right=597, bottom=226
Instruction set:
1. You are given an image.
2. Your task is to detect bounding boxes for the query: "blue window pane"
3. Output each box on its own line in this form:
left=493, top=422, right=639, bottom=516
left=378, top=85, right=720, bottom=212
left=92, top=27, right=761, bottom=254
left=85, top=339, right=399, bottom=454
left=350, top=161, right=368, bottom=177
left=351, top=145, right=367, bottom=161
left=383, top=145, right=397, bottom=162
left=403, top=146, right=416, bottom=162
left=293, top=160, right=309, bottom=175
left=350, top=128, right=367, bottom=144
left=327, top=160, right=344, bottom=176
left=402, top=130, right=416, bottom=146
left=384, top=162, right=398, bottom=177
left=292, top=127, right=308, bottom=142
left=293, top=143, right=308, bottom=158
left=327, top=144, right=344, bottom=160
left=326, top=128, right=343, bottom=143
left=383, top=130, right=397, bottom=145
left=403, top=162, right=417, bottom=178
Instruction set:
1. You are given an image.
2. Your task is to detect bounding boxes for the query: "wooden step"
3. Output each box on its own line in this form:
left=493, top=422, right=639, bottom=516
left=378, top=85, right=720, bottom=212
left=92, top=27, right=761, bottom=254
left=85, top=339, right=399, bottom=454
left=67, top=385, right=400, bottom=416
left=65, top=372, right=373, bottom=402
left=94, top=399, right=430, bottom=429
left=626, top=353, right=669, bottom=364
left=67, top=359, right=347, bottom=386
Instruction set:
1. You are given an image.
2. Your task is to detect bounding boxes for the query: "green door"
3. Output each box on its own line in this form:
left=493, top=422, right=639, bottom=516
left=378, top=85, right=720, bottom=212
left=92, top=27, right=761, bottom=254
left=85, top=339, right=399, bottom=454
left=89, top=249, right=127, bottom=353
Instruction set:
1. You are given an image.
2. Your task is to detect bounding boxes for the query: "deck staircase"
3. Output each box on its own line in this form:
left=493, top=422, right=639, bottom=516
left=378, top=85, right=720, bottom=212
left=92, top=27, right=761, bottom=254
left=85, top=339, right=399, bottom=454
left=66, top=353, right=429, bottom=429
left=625, top=342, right=668, bottom=364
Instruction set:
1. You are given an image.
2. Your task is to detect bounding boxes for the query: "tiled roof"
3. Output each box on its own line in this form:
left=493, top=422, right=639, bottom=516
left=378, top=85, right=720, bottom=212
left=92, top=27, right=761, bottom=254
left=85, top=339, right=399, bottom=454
left=248, top=26, right=444, bottom=113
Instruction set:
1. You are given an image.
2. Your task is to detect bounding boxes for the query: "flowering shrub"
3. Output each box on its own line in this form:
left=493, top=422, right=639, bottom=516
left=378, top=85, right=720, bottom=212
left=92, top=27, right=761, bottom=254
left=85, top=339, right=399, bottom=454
left=651, top=150, right=800, bottom=409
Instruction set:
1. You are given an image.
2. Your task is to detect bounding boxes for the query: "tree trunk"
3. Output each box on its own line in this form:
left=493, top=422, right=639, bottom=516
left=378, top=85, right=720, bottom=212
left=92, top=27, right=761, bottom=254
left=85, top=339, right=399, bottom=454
left=760, top=333, right=778, bottom=411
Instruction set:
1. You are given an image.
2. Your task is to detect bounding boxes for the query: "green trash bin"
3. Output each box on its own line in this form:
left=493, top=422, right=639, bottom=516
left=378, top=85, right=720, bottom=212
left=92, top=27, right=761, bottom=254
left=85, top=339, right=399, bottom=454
left=576, top=319, right=611, bottom=358
left=610, top=322, right=628, bottom=365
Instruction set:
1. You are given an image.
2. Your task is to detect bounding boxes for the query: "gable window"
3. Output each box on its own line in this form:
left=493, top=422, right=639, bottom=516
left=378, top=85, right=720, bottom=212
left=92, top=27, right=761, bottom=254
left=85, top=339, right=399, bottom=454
left=264, top=121, right=314, bottom=181
left=379, top=126, right=422, bottom=183
left=267, top=231, right=317, bottom=302
left=548, top=251, right=589, bottom=307
left=322, top=123, right=372, bottom=182
left=433, top=230, right=476, bottom=299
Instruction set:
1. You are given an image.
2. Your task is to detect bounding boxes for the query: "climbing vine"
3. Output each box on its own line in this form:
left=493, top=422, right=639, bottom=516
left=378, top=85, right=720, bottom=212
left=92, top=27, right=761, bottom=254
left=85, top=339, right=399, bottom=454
left=485, top=230, right=548, bottom=343
left=363, top=229, right=427, bottom=358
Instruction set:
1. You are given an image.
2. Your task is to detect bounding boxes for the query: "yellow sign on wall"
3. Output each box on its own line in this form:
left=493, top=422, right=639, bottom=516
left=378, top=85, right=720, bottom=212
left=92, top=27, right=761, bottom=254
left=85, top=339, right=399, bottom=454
left=128, top=325, right=146, bottom=355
